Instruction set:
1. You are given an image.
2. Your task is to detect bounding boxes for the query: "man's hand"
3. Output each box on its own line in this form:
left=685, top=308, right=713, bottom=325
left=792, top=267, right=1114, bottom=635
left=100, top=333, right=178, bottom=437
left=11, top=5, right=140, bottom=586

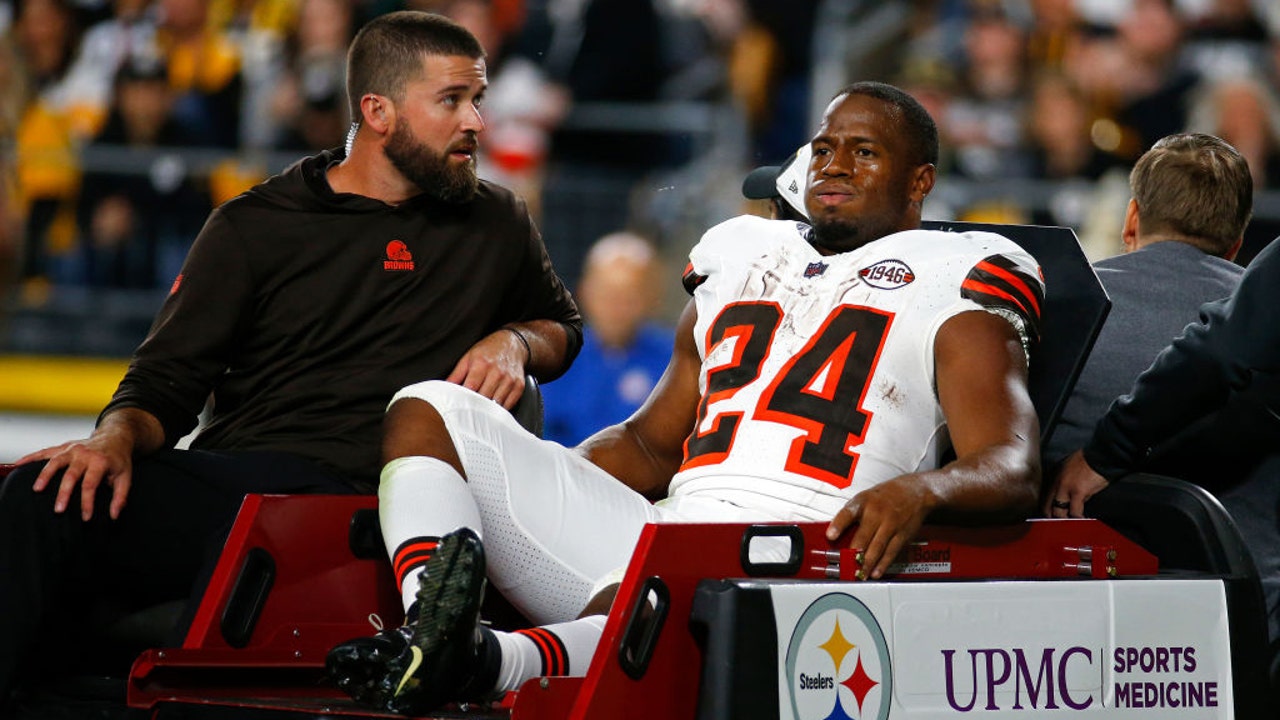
left=16, top=434, right=134, bottom=521
left=826, top=474, right=936, bottom=579
left=447, top=328, right=528, bottom=409
left=1043, top=450, right=1109, bottom=518
left=15, top=407, right=163, bottom=522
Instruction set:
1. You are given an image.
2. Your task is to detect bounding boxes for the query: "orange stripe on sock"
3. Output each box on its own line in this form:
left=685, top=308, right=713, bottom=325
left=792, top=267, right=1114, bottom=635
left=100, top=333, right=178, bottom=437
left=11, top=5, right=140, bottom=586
left=535, top=628, right=568, bottom=676
left=517, top=625, right=568, bottom=676
left=392, top=539, right=439, bottom=590
left=516, top=628, right=557, bottom=675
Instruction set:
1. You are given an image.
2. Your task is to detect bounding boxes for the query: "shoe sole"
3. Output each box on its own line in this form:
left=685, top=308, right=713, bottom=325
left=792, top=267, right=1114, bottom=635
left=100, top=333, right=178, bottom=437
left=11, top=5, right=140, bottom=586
left=385, top=528, right=487, bottom=711
left=412, top=527, right=485, bottom=657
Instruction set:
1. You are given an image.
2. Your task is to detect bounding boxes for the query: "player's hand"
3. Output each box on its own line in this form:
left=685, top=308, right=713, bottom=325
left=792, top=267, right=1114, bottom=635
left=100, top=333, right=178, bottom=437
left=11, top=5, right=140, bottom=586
left=826, top=474, right=935, bottom=580
left=18, top=434, right=134, bottom=522
left=447, top=329, right=528, bottom=409
left=1043, top=450, right=1108, bottom=518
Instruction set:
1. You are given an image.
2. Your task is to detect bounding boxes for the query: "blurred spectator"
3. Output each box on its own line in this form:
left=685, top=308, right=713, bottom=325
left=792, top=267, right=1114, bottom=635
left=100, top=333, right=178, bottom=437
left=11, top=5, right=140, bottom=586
left=1187, top=73, right=1280, bottom=264
left=1025, top=70, right=1113, bottom=182
left=154, top=0, right=244, bottom=148
left=0, top=23, right=26, bottom=142
left=541, top=231, right=672, bottom=446
left=208, top=0, right=299, bottom=151
left=1183, top=0, right=1271, bottom=81
left=943, top=0, right=1032, bottom=180
left=895, top=56, right=958, bottom=175
left=421, top=0, right=503, bottom=55
left=1066, top=0, right=1200, bottom=165
left=1026, top=0, right=1083, bottom=72
left=1017, top=69, right=1120, bottom=238
left=272, top=75, right=348, bottom=153
left=733, top=0, right=820, bottom=164
left=270, top=0, right=353, bottom=152
left=0, top=31, right=24, bottom=293
left=1187, top=74, right=1280, bottom=189
left=208, top=0, right=296, bottom=37
left=531, top=0, right=715, bottom=288
left=75, top=55, right=210, bottom=288
left=12, top=0, right=87, bottom=297
left=58, top=0, right=159, bottom=139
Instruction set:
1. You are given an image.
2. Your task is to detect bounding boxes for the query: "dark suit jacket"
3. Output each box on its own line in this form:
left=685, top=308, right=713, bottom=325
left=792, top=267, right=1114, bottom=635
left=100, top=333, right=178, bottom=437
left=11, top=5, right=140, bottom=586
left=1046, top=240, right=1243, bottom=465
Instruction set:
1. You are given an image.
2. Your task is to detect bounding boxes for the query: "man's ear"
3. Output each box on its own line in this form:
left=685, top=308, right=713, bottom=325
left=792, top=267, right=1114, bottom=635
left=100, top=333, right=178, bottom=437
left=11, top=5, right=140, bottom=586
left=360, top=94, right=392, bottom=135
left=910, top=163, right=937, bottom=205
left=1121, top=198, right=1140, bottom=252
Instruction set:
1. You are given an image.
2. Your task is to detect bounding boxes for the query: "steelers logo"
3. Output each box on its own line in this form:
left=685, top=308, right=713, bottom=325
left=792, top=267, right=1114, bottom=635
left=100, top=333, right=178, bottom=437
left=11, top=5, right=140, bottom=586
left=784, top=593, right=892, bottom=720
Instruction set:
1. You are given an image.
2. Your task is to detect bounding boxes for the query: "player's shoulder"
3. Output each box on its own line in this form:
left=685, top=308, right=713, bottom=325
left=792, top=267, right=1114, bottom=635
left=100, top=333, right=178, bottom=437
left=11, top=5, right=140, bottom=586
left=696, top=214, right=808, bottom=255
left=884, top=228, right=1038, bottom=276
left=883, top=228, right=1025, bottom=256
left=685, top=215, right=809, bottom=293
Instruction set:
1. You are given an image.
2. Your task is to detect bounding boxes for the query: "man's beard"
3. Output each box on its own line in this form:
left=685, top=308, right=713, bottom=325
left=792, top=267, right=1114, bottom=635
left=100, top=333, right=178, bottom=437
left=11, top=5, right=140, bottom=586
left=810, top=215, right=875, bottom=254
left=384, top=118, right=478, bottom=203
left=809, top=197, right=912, bottom=254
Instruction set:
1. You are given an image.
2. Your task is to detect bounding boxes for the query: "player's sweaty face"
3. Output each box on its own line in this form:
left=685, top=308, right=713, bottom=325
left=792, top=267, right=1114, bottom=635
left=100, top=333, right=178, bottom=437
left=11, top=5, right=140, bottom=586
left=804, top=94, right=921, bottom=253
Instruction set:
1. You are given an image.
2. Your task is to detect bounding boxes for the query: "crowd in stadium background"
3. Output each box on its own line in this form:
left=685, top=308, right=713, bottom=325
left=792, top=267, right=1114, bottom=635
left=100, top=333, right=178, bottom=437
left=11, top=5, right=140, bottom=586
left=1, top=0, right=1279, bottom=348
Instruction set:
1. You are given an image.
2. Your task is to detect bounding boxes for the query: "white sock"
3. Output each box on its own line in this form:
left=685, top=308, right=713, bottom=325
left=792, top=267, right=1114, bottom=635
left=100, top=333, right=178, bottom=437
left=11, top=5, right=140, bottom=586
left=491, top=615, right=608, bottom=692
left=378, top=456, right=483, bottom=612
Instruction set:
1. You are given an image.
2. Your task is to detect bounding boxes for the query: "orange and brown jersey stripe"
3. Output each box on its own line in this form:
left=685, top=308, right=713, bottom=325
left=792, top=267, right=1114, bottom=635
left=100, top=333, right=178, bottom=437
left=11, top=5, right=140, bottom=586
left=515, top=627, right=569, bottom=676
left=961, top=255, right=1045, bottom=342
left=392, top=537, right=439, bottom=592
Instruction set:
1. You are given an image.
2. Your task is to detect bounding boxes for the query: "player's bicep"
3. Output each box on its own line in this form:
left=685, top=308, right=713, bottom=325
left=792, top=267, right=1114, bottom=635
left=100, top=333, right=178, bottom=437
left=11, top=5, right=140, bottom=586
left=960, top=253, right=1044, bottom=352
left=934, top=310, right=1038, bottom=461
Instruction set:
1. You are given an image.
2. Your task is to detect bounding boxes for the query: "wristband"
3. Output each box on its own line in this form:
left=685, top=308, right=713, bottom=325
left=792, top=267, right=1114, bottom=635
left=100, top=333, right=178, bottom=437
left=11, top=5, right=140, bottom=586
left=503, top=326, right=532, bottom=366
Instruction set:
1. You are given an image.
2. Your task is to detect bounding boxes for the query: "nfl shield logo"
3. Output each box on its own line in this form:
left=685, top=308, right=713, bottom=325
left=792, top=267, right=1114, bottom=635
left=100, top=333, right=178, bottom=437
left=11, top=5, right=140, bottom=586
left=804, top=261, right=828, bottom=278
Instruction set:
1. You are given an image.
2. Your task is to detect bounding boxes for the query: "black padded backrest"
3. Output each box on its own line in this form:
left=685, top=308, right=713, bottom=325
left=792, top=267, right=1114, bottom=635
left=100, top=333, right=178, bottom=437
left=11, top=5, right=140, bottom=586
left=511, top=374, right=544, bottom=438
left=922, top=221, right=1110, bottom=446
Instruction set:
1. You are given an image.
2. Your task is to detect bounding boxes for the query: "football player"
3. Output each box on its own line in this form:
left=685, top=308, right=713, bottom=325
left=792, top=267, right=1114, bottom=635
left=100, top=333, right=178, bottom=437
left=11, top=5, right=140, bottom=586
left=328, top=81, right=1045, bottom=714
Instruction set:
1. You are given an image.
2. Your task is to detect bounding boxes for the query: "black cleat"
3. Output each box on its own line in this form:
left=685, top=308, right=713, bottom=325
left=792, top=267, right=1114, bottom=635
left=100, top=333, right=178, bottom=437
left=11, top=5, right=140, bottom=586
left=326, top=624, right=417, bottom=708
left=390, top=526, right=495, bottom=715
left=327, top=527, right=497, bottom=715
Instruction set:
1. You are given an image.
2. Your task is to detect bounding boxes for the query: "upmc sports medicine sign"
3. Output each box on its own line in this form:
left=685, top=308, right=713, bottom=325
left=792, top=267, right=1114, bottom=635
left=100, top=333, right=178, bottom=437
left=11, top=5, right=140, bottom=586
left=772, top=580, right=1232, bottom=719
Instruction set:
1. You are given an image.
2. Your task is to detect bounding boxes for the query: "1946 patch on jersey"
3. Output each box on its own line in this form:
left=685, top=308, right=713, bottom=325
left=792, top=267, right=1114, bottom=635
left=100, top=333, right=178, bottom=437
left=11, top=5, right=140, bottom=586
left=858, top=259, right=915, bottom=289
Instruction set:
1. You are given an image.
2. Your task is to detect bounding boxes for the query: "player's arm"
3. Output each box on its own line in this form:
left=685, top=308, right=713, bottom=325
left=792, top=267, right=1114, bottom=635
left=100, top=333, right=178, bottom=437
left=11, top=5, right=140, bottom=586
left=828, top=309, right=1040, bottom=577
left=578, top=300, right=702, bottom=500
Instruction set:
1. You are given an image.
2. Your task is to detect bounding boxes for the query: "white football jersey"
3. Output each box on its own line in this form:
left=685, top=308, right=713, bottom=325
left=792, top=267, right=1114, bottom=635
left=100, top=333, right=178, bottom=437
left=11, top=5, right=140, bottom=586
left=668, top=216, right=1043, bottom=521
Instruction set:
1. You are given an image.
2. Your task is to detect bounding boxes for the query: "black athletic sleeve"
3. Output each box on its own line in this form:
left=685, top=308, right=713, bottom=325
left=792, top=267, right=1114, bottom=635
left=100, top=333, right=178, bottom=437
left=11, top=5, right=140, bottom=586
left=99, top=207, right=254, bottom=447
left=1084, top=238, right=1280, bottom=480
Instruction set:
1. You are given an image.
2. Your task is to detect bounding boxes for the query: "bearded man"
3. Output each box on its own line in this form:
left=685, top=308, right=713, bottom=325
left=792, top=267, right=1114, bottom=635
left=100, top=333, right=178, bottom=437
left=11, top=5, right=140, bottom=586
left=0, top=11, right=581, bottom=707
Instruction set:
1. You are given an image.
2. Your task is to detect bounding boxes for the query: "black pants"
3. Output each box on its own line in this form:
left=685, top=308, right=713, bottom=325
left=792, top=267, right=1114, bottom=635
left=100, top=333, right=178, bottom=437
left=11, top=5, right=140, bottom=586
left=0, top=449, right=360, bottom=703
